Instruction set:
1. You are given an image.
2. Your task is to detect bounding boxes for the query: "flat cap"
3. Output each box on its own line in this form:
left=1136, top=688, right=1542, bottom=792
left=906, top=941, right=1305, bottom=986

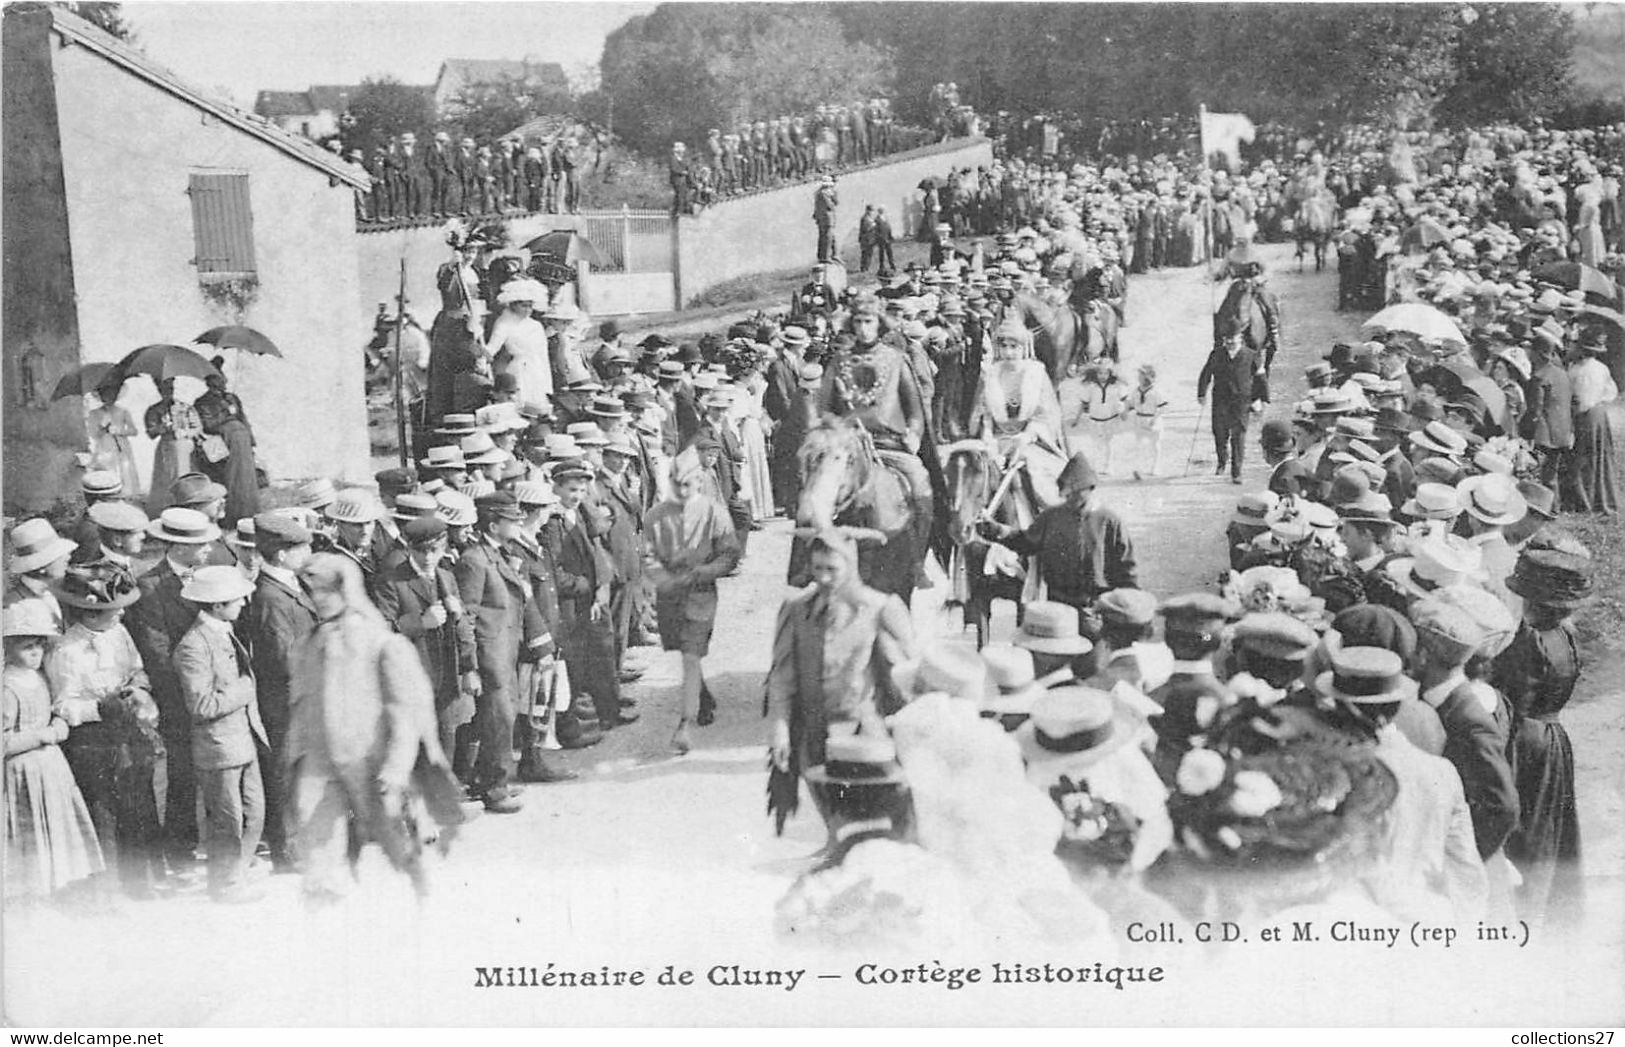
left=402, top=517, right=449, bottom=545
left=253, top=511, right=312, bottom=547
left=374, top=466, right=418, bottom=493
left=1158, top=592, right=1232, bottom=630
left=474, top=489, right=523, bottom=520
left=87, top=501, right=149, bottom=532
left=1233, top=612, right=1318, bottom=660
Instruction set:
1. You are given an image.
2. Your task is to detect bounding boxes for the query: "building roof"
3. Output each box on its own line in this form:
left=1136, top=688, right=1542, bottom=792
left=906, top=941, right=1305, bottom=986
left=44, top=6, right=369, bottom=189
left=437, top=58, right=570, bottom=94
left=254, top=90, right=314, bottom=119
left=307, top=84, right=362, bottom=113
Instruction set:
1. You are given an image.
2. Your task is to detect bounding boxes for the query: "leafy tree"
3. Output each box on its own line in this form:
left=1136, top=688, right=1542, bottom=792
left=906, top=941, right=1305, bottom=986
left=343, top=76, right=434, bottom=152
left=1437, top=4, right=1575, bottom=125
left=442, top=73, right=571, bottom=142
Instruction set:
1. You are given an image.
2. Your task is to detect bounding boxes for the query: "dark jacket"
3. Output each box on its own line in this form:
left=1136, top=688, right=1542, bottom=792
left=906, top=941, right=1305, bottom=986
left=997, top=502, right=1138, bottom=609
left=1197, top=343, right=1268, bottom=423
left=542, top=512, right=611, bottom=628
left=1432, top=681, right=1519, bottom=859
left=597, top=469, right=645, bottom=586
left=374, top=556, right=477, bottom=705
left=125, top=559, right=199, bottom=738
left=241, top=570, right=316, bottom=741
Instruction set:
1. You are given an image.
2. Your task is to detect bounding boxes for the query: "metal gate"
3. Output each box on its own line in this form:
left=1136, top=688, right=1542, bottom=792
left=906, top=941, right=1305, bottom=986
left=574, top=207, right=677, bottom=314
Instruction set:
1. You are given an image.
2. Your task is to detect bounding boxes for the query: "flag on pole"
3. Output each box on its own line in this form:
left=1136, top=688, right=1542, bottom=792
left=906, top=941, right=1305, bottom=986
left=1199, top=108, right=1256, bottom=172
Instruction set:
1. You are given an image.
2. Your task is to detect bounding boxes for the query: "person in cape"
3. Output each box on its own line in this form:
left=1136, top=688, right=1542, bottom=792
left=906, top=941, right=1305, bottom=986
left=967, top=319, right=1069, bottom=507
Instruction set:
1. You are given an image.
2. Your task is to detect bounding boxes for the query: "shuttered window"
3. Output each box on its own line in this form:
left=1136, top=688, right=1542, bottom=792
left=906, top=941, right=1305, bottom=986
left=187, top=173, right=256, bottom=275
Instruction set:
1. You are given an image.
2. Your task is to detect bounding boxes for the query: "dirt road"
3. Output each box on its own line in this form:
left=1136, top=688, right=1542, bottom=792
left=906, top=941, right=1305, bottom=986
left=9, top=245, right=1621, bottom=1027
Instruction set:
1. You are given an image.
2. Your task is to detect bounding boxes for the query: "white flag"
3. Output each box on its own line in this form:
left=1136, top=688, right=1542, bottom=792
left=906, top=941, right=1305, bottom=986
left=1200, top=110, right=1256, bottom=172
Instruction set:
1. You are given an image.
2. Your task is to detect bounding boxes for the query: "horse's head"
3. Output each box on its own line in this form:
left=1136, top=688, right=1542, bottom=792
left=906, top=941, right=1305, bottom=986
left=796, top=415, right=873, bottom=529
left=941, top=442, right=996, bottom=546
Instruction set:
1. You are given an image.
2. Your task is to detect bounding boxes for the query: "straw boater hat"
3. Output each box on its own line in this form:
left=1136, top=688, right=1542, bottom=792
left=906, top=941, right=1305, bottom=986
left=180, top=564, right=255, bottom=605
left=586, top=395, right=626, bottom=420
left=511, top=480, right=559, bottom=507
left=475, top=403, right=530, bottom=433
left=293, top=477, right=339, bottom=509
left=803, top=733, right=907, bottom=789
left=1399, top=481, right=1462, bottom=520
left=979, top=643, right=1045, bottom=715
left=1013, top=686, right=1138, bottom=773
left=55, top=561, right=142, bottom=610
left=892, top=642, right=990, bottom=702
left=1012, top=601, right=1094, bottom=656
left=391, top=492, right=441, bottom=523
left=565, top=422, right=608, bottom=447
left=543, top=434, right=583, bottom=460
left=434, top=490, right=478, bottom=527
left=80, top=470, right=123, bottom=499
left=87, top=501, right=149, bottom=534
left=226, top=518, right=256, bottom=550
left=145, top=507, right=221, bottom=545
left=1387, top=535, right=1483, bottom=601
left=435, top=414, right=481, bottom=437
left=1457, top=473, right=1527, bottom=527
left=323, top=490, right=381, bottom=525
left=1408, top=420, right=1470, bottom=458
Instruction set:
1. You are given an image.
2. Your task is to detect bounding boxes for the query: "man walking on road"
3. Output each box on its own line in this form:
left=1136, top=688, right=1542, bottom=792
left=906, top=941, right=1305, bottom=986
left=1198, top=328, right=1269, bottom=484
left=814, top=176, right=839, bottom=264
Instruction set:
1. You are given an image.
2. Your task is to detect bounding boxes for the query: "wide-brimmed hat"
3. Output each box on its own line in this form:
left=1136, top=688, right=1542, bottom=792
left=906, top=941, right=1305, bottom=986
left=1313, top=646, right=1408, bottom=704
left=293, top=477, right=338, bottom=509
left=979, top=643, right=1044, bottom=715
left=55, top=561, right=142, bottom=610
left=323, top=490, right=381, bottom=525
left=180, top=564, right=254, bottom=604
left=803, top=733, right=907, bottom=788
left=1517, top=481, right=1557, bottom=521
left=459, top=432, right=511, bottom=466
left=80, top=470, right=124, bottom=498
left=436, top=414, right=482, bottom=438
left=145, top=507, right=221, bottom=545
left=87, top=501, right=149, bottom=534
left=1458, top=473, right=1527, bottom=526
left=1408, top=420, right=1469, bottom=458
left=893, top=642, right=990, bottom=702
left=434, top=490, right=478, bottom=527
left=1399, top=481, right=1462, bottom=520
left=1506, top=548, right=1593, bottom=610
left=169, top=472, right=227, bottom=507
left=1013, top=601, right=1093, bottom=656
left=1230, top=490, right=1280, bottom=528
left=2, top=601, right=59, bottom=638
left=1388, top=535, right=1483, bottom=600
left=1014, top=686, right=1138, bottom=772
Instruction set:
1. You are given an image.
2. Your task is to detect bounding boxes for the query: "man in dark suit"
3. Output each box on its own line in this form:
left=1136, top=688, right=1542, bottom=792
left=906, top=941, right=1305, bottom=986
left=374, top=517, right=480, bottom=770
left=507, top=483, right=583, bottom=775
left=125, top=507, right=218, bottom=868
left=427, top=131, right=456, bottom=217
left=455, top=137, right=478, bottom=217
left=238, top=512, right=315, bottom=871
left=1198, top=329, right=1269, bottom=483
left=390, top=132, right=423, bottom=219
left=1147, top=593, right=1235, bottom=784
left=814, top=176, right=838, bottom=264
left=452, top=492, right=539, bottom=813
left=543, top=462, right=627, bottom=731
left=692, top=388, right=751, bottom=553
left=597, top=436, right=646, bottom=678
left=1524, top=333, right=1573, bottom=492
left=668, top=142, right=692, bottom=217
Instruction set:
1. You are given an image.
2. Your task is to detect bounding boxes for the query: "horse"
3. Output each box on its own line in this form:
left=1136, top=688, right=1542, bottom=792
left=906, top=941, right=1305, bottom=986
left=1294, top=188, right=1336, bottom=272
left=1214, top=278, right=1278, bottom=374
left=791, top=415, right=930, bottom=606
left=941, top=441, right=1029, bottom=647
left=1012, top=291, right=1091, bottom=382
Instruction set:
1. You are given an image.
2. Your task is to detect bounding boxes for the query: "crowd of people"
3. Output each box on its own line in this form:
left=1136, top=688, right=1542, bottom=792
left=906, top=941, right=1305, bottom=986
left=349, top=128, right=593, bottom=225
left=665, top=97, right=936, bottom=216
left=4, top=112, right=1621, bottom=938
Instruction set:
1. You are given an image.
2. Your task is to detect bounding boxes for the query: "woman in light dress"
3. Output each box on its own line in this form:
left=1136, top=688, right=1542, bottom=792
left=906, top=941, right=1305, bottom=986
left=86, top=376, right=142, bottom=498
left=732, top=360, right=776, bottom=522
left=969, top=320, right=1068, bottom=507
left=488, top=278, right=553, bottom=410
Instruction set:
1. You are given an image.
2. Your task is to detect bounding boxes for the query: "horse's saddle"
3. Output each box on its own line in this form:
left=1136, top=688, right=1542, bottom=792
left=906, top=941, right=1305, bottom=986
left=871, top=449, right=922, bottom=535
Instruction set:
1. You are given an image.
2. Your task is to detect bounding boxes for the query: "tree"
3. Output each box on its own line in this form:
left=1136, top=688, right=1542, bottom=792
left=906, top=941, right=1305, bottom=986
left=343, top=76, right=434, bottom=153
left=58, top=1, right=133, bottom=40
left=1437, top=4, right=1575, bottom=125
left=442, top=73, right=570, bottom=142
left=599, top=5, right=893, bottom=152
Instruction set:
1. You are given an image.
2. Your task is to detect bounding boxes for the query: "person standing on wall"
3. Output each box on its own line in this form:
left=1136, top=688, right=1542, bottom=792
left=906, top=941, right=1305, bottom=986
left=814, top=176, right=839, bottom=265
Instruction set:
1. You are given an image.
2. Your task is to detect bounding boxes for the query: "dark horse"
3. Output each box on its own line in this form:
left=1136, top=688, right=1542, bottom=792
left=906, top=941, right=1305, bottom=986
left=1012, top=291, right=1114, bottom=382
left=1214, top=278, right=1278, bottom=374
left=791, top=416, right=933, bottom=606
left=942, top=441, right=1029, bottom=647
left=1294, top=188, right=1336, bottom=272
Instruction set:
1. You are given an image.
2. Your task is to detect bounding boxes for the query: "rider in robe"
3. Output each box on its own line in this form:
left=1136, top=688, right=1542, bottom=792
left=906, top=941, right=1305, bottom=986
left=968, top=320, right=1069, bottom=509
left=817, top=295, right=934, bottom=575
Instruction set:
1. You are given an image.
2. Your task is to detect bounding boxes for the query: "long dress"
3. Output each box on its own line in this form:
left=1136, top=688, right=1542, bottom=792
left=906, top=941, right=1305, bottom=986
left=969, top=359, right=1068, bottom=510
left=4, top=666, right=104, bottom=900
left=1562, top=358, right=1618, bottom=514
left=194, top=389, right=259, bottom=526
left=735, top=376, right=775, bottom=521
left=86, top=400, right=142, bottom=498
left=489, top=312, right=553, bottom=409
left=143, top=399, right=202, bottom=516
left=1493, top=620, right=1583, bottom=927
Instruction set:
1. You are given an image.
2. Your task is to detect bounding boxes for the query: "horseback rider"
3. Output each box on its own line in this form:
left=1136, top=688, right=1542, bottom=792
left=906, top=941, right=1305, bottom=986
left=970, top=320, right=1069, bottom=508
left=1218, top=243, right=1283, bottom=375
left=817, top=294, right=936, bottom=582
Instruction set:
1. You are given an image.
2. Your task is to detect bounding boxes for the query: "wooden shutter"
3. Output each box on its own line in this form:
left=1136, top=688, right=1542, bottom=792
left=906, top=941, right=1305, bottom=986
left=188, top=173, right=256, bottom=274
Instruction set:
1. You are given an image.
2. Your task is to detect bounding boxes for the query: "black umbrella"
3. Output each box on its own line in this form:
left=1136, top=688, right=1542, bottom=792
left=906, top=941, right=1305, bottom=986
left=195, top=325, right=283, bottom=357
left=521, top=230, right=606, bottom=268
left=106, top=344, right=220, bottom=388
left=1530, top=262, right=1620, bottom=305
left=50, top=362, right=113, bottom=401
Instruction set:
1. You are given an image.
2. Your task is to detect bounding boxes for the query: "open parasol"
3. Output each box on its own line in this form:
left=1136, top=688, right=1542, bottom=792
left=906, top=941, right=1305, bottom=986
left=50, top=361, right=114, bottom=401
left=1530, top=261, right=1620, bottom=305
left=195, top=325, right=283, bottom=357
left=1572, top=304, right=1625, bottom=332
left=104, top=344, right=221, bottom=388
left=1399, top=216, right=1451, bottom=253
left=1361, top=302, right=1466, bottom=346
left=522, top=230, right=606, bottom=268
left=1438, top=358, right=1508, bottom=430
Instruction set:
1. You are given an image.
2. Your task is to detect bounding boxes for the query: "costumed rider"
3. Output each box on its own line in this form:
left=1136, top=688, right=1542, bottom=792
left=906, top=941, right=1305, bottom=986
left=968, top=319, right=1069, bottom=508
left=816, top=294, right=937, bottom=580
left=1217, top=243, right=1283, bottom=375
